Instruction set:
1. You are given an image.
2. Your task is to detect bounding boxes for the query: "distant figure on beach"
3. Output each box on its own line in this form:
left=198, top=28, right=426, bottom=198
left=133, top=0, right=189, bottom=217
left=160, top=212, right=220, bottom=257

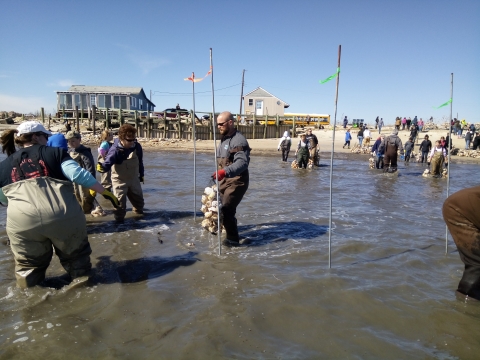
left=382, top=129, right=403, bottom=173
left=363, top=127, right=371, bottom=147
left=212, top=111, right=251, bottom=247
left=418, top=118, right=424, bottom=132
left=295, top=134, right=309, bottom=169
left=343, top=129, right=352, bottom=149
left=401, top=117, right=407, bottom=130
left=378, top=118, right=384, bottom=134
left=410, top=123, right=419, bottom=143
left=343, top=116, right=348, bottom=129
left=277, top=130, right=292, bottom=162
left=176, top=103, right=181, bottom=110
left=443, top=185, right=480, bottom=301
left=406, top=117, right=412, bottom=130
left=395, top=117, right=401, bottom=130
left=357, top=127, right=364, bottom=147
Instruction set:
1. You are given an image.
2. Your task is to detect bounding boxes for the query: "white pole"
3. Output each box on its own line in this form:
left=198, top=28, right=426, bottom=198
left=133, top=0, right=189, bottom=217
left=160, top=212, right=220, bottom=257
left=445, top=73, right=453, bottom=254
left=328, top=45, right=341, bottom=269
left=193, top=74, right=197, bottom=221
left=210, top=48, right=221, bottom=255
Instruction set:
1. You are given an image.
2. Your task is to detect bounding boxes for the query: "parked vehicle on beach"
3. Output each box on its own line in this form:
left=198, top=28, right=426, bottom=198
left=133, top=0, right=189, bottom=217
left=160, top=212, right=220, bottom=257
left=254, top=113, right=330, bottom=128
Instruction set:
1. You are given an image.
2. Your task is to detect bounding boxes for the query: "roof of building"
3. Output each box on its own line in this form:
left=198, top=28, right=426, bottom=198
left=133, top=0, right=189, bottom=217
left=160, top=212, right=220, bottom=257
left=243, top=87, right=290, bottom=108
left=58, top=85, right=155, bottom=106
left=67, top=85, right=143, bottom=94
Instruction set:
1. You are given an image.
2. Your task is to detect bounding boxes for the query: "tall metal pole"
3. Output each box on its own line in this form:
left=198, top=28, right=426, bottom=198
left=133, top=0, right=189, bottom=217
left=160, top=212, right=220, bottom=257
left=193, top=74, right=197, bottom=221
left=210, top=48, right=221, bottom=255
left=239, top=69, right=245, bottom=115
left=328, top=45, right=341, bottom=269
left=445, top=73, right=453, bottom=254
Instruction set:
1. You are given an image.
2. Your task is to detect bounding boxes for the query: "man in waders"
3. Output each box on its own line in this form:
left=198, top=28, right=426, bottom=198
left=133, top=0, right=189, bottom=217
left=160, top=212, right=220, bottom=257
left=382, top=129, right=403, bottom=173
left=295, top=134, right=309, bottom=169
left=277, top=130, right=291, bottom=162
left=427, top=140, right=447, bottom=177
left=97, top=124, right=144, bottom=221
left=305, top=128, right=318, bottom=159
left=212, top=111, right=251, bottom=247
left=0, top=121, right=119, bottom=287
left=443, top=186, right=480, bottom=300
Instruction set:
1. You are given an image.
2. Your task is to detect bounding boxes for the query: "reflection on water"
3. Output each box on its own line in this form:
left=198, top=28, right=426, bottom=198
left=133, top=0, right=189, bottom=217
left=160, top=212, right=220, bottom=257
left=0, top=151, right=479, bottom=358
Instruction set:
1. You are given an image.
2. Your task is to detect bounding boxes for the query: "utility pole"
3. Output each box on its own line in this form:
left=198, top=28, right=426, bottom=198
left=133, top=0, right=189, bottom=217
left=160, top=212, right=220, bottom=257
left=239, top=69, right=245, bottom=115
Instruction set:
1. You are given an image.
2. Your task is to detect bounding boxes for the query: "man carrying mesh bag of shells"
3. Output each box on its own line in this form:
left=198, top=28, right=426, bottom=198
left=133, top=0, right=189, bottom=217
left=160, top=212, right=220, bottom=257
left=211, top=111, right=251, bottom=247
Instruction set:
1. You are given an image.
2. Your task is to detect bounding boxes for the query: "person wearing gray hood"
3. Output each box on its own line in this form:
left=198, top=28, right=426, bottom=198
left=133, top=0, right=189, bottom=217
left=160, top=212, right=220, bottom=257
left=277, top=130, right=292, bottom=162
left=381, top=129, right=403, bottom=173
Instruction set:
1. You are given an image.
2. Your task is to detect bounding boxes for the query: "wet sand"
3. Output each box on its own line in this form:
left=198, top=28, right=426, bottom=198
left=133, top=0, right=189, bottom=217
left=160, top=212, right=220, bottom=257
left=0, top=138, right=479, bottom=358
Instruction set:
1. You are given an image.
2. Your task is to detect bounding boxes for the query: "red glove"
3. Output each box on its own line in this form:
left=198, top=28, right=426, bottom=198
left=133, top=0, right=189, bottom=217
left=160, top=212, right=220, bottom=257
left=212, top=169, right=226, bottom=181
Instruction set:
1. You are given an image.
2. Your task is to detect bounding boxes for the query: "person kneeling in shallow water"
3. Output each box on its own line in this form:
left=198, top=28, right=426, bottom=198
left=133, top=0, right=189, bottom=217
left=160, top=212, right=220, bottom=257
left=427, top=140, right=447, bottom=178
left=97, top=124, right=145, bottom=221
left=443, top=186, right=480, bottom=300
left=0, top=121, right=119, bottom=288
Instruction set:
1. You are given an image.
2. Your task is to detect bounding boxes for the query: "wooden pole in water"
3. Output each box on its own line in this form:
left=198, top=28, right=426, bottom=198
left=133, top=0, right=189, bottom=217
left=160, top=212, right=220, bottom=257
left=75, top=106, right=79, bottom=132
left=328, top=45, right=341, bottom=269
left=210, top=48, right=221, bottom=255
left=446, top=73, right=454, bottom=254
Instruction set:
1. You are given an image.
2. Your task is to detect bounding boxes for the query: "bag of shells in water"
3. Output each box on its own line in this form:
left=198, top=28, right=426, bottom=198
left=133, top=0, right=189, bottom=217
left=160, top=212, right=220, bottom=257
left=200, top=185, right=222, bottom=234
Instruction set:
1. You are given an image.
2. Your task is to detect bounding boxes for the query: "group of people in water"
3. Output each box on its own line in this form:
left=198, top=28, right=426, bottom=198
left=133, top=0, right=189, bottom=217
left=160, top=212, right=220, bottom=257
left=277, top=128, right=318, bottom=168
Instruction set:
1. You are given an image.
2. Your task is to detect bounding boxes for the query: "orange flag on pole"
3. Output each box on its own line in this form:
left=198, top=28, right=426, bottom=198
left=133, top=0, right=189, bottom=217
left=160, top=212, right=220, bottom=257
left=184, top=67, right=212, bottom=82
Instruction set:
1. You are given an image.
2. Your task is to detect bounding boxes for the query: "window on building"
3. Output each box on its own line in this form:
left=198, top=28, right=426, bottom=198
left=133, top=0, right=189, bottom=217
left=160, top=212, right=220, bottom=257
left=74, top=94, right=81, bottom=108
left=90, top=95, right=96, bottom=107
left=139, top=99, right=143, bottom=110
left=113, top=96, right=120, bottom=109
left=105, top=95, right=111, bottom=108
left=248, top=99, right=253, bottom=106
left=81, top=95, right=87, bottom=109
left=120, top=96, right=127, bottom=109
left=59, top=94, right=65, bottom=108
left=97, top=95, right=105, bottom=108
left=65, top=94, right=73, bottom=109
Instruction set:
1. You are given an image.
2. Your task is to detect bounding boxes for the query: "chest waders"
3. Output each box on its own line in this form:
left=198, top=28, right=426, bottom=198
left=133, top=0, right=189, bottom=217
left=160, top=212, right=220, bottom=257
left=70, top=151, right=95, bottom=213
left=431, top=150, right=444, bottom=176
left=3, top=151, right=91, bottom=287
left=217, top=145, right=249, bottom=243
left=111, top=148, right=144, bottom=221
left=297, top=146, right=309, bottom=169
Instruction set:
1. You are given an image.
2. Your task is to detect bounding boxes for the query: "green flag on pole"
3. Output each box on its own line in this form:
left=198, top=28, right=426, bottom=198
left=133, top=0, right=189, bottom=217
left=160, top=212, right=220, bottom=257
left=320, top=67, right=340, bottom=84
left=433, top=98, right=452, bottom=109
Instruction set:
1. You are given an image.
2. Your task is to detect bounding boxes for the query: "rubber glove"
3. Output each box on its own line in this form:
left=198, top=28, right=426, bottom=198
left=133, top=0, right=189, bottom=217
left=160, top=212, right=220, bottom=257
left=97, top=163, right=106, bottom=173
left=212, top=169, right=226, bottom=181
left=139, top=176, right=144, bottom=183
left=101, top=189, right=120, bottom=208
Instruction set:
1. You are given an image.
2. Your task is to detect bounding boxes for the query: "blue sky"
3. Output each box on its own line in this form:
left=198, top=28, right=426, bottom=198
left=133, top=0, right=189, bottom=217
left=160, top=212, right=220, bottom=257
left=0, top=0, right=478, bottom=125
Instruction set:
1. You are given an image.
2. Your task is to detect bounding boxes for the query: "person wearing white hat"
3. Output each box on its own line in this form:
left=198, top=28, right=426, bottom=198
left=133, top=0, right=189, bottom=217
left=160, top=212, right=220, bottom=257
left=0, top=121, right=119, bottom=288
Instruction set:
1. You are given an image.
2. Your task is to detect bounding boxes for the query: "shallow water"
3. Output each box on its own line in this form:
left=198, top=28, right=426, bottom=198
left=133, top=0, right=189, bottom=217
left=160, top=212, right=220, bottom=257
left=0, top=150, right=479, bottom=359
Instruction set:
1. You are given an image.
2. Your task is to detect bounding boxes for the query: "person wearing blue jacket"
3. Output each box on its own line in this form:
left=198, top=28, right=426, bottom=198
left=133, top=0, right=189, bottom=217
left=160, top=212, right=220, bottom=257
left=371, top=134, right=385, bottom=169
left=97, top=124, right=144, bottom=221
left=343, top=129, right=352, bottom=149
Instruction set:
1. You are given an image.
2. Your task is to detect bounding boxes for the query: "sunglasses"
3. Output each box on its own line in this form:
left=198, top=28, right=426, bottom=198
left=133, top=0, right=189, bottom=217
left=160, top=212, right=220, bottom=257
left=35, top=132, right=49, bottom=139
left=217, top=121, right=229, bottom=127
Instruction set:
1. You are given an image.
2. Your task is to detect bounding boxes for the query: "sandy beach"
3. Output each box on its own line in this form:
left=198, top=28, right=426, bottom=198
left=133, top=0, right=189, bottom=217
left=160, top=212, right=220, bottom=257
left=133, top=126, right=480, bottom=163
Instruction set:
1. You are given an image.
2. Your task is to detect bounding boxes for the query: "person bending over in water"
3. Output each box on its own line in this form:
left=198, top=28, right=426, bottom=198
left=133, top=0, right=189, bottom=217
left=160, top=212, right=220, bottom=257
left=443, top=186, right=480, bottom=300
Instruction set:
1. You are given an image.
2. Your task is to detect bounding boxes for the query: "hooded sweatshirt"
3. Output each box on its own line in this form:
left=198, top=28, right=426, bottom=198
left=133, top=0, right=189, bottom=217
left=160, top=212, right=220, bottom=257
left=278, top=131, right=291, bottom=150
